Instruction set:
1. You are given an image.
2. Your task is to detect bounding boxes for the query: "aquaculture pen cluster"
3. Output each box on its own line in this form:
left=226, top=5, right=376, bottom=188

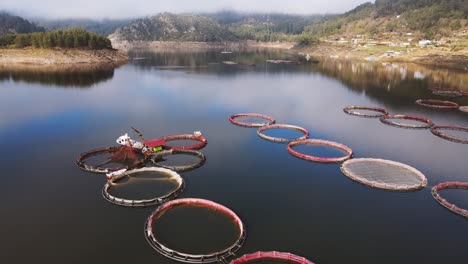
left=342, top=94, right=468, bottom=217
left=76, top=128, right=314, bottom=264
left=229, top=103, right=467, bottom=219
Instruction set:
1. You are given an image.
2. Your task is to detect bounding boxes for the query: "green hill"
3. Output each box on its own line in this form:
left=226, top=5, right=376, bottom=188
left=109, top=13, right=237, bottom=42
left=0, top=12, right=44, bottom=36
left=305, top=0, right=467, bottom=39
left=36, top=18, right=132, bottom=36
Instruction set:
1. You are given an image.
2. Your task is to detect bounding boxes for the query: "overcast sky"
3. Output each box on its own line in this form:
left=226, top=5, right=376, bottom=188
left=2, top=0, right=372, bottom=19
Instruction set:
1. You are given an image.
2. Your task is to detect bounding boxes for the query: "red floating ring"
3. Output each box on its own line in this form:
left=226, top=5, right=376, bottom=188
left=415, top=99, right=459, bottom=109
left=380, top=114, right=434, bottom=129
left=431, top=125, right=468, bottom=144
left=257, top=124, right=309, bottom=143
left=430, top=87, right=458, bottom=91
left=231, top=251, right=314, bottom=264
left=459, top=106, right=468, bottom=113
left=160, top=134, right=207, bottom=150
left=432, top=90, right=463, bottom=97
left=102, top=167, right=185, bottom=207
left=229, top=113, right=276, bottom=128
left=145, top=198, right=246, bottom=263
left=150, top=149, right=206, bottom=172
left=76, top=147, right=145, bottom=174
left=343, top=106, right=388, bottom=118
left=288, top=139, right=353, bottom=163
left=431, top=182, right=468, bottom=218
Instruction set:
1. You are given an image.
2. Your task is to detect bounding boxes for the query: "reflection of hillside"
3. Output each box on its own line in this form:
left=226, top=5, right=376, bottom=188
left=0, top=64, right=116, bottom=88
left=314, top=59, right=468, bottom=108
left=128, top=48, right=313, bottom=76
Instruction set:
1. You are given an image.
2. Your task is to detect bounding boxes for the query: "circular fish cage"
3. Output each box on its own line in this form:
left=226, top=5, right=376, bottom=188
left=257, top=124, right=309, bottom=143
left=430, top=125, right=468, bottom=144
left=343, top=106, right=388, bottom=118
left=160, top=134, right=207, bottom=150
left=231, top=251, right=314, bottom=264
left=288, top=139, right=353, bottom=163
left=379, top=114, right=434, bottom=129
left=431, top=182, right=468, bottom=218
left=150, top=149, right=206, bottom=172
left=145, top=198, right=246, bottom=263
left=76, top=146, right=145, bottom=174
left=432, top=90, right=463, bottom=97
left=415, top=99, right=459, bottom=109
left=229, top=113, right=276, bottom=128
left=340, top=158, right=428, bottom=191
left=459, top=106, right=468, bottom=113
left=102, top=167, right=184, bottom=207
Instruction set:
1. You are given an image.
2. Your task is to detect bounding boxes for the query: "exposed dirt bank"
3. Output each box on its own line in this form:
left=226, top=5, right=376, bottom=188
left=0, top=48, right=130, bottom=66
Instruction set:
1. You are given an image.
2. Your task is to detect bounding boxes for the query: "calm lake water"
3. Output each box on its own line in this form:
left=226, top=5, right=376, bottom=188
left=1, top=48, right=467, bottom=264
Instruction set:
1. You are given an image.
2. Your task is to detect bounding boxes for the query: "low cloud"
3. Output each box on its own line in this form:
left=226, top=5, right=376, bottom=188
left=2, top=0, right=372, bottom=19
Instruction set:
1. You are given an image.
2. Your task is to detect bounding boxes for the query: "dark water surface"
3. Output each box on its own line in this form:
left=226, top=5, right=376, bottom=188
left=1, top=48, right=467, bottom=264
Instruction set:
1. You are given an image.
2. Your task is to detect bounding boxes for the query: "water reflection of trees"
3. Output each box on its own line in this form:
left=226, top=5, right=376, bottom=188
left=0, top=64, right=116, bottom=88
left=313, top=59, right=468, bottom=107
left=128, top=48, right=468, bottom=106
left=128, top=48, right=316, bottom=77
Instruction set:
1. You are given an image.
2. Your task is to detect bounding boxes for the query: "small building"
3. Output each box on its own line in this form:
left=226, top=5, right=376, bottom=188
left=419, top=40, right=432, bottom=47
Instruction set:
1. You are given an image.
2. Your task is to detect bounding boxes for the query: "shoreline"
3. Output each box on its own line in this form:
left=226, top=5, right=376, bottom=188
left=1, top=41, right=465, bottom=71
left=296, top=43, right=468, bottom=71
left=0, top=48, right=130, bottom=66
left=113, top=39, right=467, bottom=70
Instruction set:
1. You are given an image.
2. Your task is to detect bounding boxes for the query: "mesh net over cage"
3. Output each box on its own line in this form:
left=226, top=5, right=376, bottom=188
left=340, top=158, right=428, bottom=191
left=459, top=106, right=468, bottom=113
left=102, top=167, right=185, bottom=207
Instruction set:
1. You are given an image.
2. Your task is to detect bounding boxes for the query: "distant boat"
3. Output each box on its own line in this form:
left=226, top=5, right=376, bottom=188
left=133, top=57, right=147, bottom=60
left=221, top=51, right=233, bottom=54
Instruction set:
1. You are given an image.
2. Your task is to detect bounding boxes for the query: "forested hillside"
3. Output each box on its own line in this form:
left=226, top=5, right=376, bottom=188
left=0, top=12, right=44, bottom=36
left=109, top=13, right=237, bottom=42
left=305, top=0, right=467, bottom=39
left=37, top=18, right=132, bottom=36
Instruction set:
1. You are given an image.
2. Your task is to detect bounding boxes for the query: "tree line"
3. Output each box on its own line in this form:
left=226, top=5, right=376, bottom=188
left=0, top=28, right=112, bottom=49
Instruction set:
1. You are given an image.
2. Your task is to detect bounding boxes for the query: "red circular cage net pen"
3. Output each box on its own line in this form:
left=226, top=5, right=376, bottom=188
left=343, top=106, right=389, bottom=118
left=431, top=125, right=468, bottom=144
left=229, top=113, right=276, bottom=128
left=415, top=99, right=459, bottom=109
left=145, top=198, right=246, bottom=264
left=432, top=182, right=468, bottom=218
left=257, top=124, right=309, bottom=143
left=288, top=139, right=353, bottom=163
left=230, top=251, right=314, bottom=264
